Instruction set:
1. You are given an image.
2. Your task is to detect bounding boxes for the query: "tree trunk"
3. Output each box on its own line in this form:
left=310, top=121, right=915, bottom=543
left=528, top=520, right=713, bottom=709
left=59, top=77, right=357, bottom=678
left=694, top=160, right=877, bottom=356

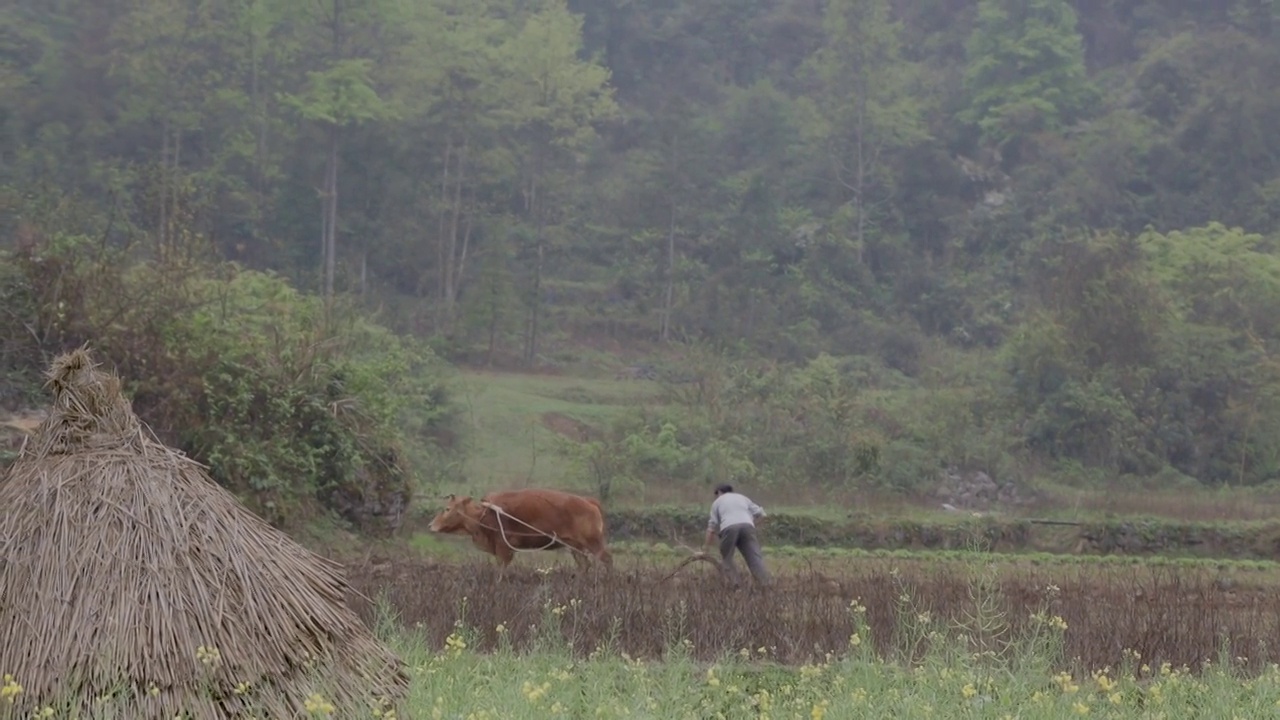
left=453, top=197, right=473, bottom=305
left=522, top=161, right=543, bottom=367
left=443, top=135, right=469, bottom=332
left=172, top=129, right=182, bottom=257
left=661, top=200, right=676, bottom=342
left=487, top=269, right=500, bottom=367
left=526, top=223, right=544, bottom=367
left=158, top=121, right=169, bottom=256
left=323, top=125, right=339, bottom=300
left=250, top=9, right=265, bottom=220
left=854, top=82, right=866, bottom=266
left=436, top=138, right=452, bottom=317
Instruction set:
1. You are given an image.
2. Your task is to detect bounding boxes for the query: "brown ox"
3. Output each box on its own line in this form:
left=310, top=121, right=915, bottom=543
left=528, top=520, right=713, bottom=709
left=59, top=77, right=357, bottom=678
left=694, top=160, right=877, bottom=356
left=429, top=488, right=613, bottom=571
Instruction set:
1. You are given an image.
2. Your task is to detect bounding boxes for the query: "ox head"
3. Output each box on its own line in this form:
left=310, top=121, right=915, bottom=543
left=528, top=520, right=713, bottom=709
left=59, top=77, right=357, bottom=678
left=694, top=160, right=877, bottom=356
left=429, top=494, right=481, bottom=534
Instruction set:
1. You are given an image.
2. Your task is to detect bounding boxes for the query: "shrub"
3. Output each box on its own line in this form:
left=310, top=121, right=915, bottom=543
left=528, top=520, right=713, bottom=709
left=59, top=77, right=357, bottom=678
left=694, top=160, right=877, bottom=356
left=0, top=235, right=460, bottom=531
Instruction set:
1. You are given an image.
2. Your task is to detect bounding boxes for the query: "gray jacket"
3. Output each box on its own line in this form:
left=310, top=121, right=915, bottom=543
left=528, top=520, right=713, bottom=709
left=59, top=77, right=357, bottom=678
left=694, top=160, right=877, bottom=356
left=708, top=492, right=766, bottom=532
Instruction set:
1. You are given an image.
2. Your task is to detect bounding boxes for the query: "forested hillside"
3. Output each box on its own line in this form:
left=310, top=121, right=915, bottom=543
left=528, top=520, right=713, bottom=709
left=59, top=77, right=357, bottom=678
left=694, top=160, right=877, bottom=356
left=4, top=0, right=1280, bottom=506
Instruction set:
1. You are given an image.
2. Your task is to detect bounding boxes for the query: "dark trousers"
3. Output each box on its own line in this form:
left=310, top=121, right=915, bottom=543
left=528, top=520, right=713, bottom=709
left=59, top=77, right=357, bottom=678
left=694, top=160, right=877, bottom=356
left=719, top=523, right=770, bottom=587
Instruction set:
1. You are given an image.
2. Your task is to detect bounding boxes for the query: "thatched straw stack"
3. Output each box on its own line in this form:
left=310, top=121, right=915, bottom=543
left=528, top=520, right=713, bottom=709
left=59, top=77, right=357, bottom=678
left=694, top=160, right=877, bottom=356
left=0, top=348, right=409, bottom=718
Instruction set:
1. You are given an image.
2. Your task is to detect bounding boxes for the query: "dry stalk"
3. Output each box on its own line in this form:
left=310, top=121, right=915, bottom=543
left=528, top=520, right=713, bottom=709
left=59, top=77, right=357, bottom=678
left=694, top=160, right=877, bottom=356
left=348, top=556, right=1280, bottom=675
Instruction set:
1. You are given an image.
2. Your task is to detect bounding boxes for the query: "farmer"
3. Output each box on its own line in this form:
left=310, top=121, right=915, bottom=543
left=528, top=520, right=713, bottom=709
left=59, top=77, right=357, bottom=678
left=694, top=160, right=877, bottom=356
left=704, top=483, right=771, bottom=588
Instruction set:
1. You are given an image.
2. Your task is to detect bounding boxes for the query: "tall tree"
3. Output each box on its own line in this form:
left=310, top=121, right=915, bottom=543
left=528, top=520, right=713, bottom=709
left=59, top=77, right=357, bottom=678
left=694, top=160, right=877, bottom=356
left=228, top=0, right=301, bottom=251
left=804, top=0, right=925, bottom=266
left=960, top=0, right=1094, bottom=167
left=387, top=0, right=513, bottom=334
left=285, top=0, right=397, bottom=300
left=110, top=0, right=238, bottom=254
left=498, top=0, right=617, bottom=365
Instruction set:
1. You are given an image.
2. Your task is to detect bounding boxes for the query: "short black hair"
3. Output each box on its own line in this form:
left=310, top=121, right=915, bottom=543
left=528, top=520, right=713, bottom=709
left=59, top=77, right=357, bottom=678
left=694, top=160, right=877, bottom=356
left=714, top=483, right=734, bottom=496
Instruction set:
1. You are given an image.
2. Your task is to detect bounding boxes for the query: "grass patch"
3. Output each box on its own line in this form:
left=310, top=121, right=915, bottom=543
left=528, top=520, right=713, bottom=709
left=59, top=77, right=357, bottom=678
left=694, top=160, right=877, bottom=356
left=604, top=541, right=1280, bottom=577
left=404, top=500, right=1280, bottom=565
left=406, top=532, right=485, bottom=563
left=400, top=534, right=1280, bottom=582
left=388, top=636, right=1280, bottom=719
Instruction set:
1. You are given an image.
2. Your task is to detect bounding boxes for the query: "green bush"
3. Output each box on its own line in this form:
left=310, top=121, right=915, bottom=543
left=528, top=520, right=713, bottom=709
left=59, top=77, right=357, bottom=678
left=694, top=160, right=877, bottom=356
left=576, top=350, right=1020, bottom=495
left=0, top=236, right=461, bottom=531
left=565, top=410, right=758, bottom=500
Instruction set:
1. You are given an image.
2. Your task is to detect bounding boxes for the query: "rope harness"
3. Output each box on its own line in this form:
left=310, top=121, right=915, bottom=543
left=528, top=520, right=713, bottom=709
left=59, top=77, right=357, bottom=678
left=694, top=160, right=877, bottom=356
left=477, top=500, right=595, bottom=559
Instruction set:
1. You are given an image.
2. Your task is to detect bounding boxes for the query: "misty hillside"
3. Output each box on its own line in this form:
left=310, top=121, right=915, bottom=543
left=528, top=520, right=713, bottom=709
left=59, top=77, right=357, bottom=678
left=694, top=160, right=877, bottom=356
left=4, top=0, right=1280, bottom=521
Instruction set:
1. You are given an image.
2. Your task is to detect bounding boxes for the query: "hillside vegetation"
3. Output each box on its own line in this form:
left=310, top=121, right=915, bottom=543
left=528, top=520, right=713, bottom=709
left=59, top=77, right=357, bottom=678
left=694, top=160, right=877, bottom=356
left=4, top=0, right=1280, bottom=532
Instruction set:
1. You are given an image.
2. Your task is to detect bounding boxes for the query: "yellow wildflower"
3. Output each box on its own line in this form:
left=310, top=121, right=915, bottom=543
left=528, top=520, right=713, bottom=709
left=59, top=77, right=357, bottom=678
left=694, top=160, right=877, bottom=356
left=1, top=675, right=23, bottom=703
left=961, top=683, right=977, bottom=699
left=1095, top=673, right=1116, bottom=692
left=444, top=633, right=467, bottom=654
left=752, top=689, right=773, bottom=711
left=195, top=645, right=221, bottom=666
left=303, top=693, right=335, bottom=715
left=522, top=680, right=551, bottom=702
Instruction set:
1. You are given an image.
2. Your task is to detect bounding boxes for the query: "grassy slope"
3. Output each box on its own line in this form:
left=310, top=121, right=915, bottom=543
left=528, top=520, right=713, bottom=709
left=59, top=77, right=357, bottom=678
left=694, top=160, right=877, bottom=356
left=440, top=369, right=663, bottom=493
left=434, top=369, right=926, bottom=514
left=390, top=364, right=1280, bottom=568
left=434, top=369, right=1280, bottom=518
left=404, top=370, right=658, bottom=567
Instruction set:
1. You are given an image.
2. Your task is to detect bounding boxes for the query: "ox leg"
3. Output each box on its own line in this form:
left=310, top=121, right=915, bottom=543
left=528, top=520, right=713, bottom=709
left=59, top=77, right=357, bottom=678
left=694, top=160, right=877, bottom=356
left=574, top=543, right=612, bottom=573
left=494, top=544, right=516, bottom=581
left=582, top=536, right=613, bottom=572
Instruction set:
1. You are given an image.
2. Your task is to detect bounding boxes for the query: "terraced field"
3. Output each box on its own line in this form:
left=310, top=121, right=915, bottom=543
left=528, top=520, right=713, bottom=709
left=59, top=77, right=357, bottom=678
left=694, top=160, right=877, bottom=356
left=350, top=369, right=1280, bottom=717
left=348, top=548, right=1280, bottom=676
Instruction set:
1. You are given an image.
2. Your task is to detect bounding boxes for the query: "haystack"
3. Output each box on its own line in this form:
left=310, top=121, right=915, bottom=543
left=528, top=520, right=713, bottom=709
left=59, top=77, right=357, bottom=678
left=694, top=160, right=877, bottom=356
left=0, top=349, right=409, bottom=718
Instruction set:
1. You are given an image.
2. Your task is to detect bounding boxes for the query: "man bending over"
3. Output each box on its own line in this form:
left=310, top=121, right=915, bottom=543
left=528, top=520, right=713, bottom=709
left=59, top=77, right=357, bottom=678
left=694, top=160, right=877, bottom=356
left=705, top=483, right=771, bottom=588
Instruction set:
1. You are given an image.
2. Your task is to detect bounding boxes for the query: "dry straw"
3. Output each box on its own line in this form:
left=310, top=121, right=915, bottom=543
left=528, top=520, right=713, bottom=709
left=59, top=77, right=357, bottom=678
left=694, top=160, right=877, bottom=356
left=0, top=348, right=409, bottom=718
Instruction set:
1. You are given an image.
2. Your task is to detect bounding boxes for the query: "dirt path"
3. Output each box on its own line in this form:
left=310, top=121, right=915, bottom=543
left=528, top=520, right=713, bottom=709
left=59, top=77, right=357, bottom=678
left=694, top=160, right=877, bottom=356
left=540, top=412, right=601, bottom=443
